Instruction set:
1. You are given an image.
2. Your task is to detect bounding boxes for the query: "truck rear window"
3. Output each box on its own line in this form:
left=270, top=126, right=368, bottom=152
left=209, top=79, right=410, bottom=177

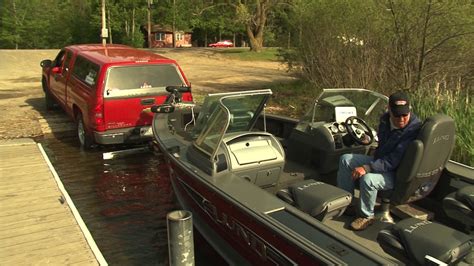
left=104, top=64, right=186, bottom=98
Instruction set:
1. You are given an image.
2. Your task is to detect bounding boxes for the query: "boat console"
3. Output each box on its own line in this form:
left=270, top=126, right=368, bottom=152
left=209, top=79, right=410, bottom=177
left=221, top=132, right=285, bottom=188
left=284, top=91, right=383, bottom=179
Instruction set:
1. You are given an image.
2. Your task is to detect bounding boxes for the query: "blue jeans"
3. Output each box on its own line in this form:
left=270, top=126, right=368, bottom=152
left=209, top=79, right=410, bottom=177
left=337, top=153, right=395, bottom=217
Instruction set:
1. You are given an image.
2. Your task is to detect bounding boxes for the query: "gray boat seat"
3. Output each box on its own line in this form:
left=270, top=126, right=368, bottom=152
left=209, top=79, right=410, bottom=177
left=377, top=217, right=473, bottom=265
left=378, top=114, right=456, bottom=222
left=443, top=185, right=474, bottom=232
left=277, top=179, right=352, bottom=221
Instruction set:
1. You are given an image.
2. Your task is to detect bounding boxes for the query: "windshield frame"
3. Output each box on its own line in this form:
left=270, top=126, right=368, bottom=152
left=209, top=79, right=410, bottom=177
left=297, top=88, right=388, bottom=132
left=193, top=89, right=272, bottom=160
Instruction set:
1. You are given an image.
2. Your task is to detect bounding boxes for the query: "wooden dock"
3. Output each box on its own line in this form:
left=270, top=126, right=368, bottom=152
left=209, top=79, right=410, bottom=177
left=0, top=138, right=106, bottom=265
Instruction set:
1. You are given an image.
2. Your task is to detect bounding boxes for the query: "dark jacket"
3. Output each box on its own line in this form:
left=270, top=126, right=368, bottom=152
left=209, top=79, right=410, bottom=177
left=369, top=112, right=421, bottom=173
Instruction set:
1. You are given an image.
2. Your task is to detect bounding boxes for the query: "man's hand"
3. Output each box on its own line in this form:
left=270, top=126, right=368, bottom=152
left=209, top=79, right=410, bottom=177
left=351, top=166, right=367, bottom=180
left=361, top=134, right=371, bottom=145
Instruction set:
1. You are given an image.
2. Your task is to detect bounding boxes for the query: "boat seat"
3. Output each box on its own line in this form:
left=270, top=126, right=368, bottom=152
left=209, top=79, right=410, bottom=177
left=276, top=179, right=352, bottom=221
left=377, top=217, right=473, bottom=265
left=443, top=185, right=474, bottom=232
left=378, top=114, right=456, bottom=223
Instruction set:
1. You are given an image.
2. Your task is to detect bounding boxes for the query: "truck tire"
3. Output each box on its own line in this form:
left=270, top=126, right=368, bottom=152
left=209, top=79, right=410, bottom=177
left=42, top=79, right=56, bottom=110
left=76, top=113, right=95, bottom=149
left=45, top=91, right=55, bottom=110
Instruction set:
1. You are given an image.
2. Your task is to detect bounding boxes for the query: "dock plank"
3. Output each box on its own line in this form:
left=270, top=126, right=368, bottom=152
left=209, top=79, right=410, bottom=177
left=0, top=187, right=61, bottom=204
left=2, top=245, right=96, bottom=265
left=1, top=228, right=85, bottom=254
left=0, top=179, right=58, bottom=193
left=0, top=193, right=60, bottom=210
left=0, top=212, right=70, bottom=232
left=0, top=204, right=64, bottom=221
left=0, top=169, right=52, bottom=182
left=0, top=192, right=61, bottom=207
left=0, top=139, right=103, bottom=265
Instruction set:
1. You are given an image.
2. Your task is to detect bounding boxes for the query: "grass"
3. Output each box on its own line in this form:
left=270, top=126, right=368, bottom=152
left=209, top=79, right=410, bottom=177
left=410, top=88, right=473, bottom=166
left=215, top=47, right=280, bottom=61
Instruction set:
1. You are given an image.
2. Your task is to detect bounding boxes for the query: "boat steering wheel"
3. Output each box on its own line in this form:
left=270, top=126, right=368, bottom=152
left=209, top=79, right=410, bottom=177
left=344, top=116, right=375, bottom=146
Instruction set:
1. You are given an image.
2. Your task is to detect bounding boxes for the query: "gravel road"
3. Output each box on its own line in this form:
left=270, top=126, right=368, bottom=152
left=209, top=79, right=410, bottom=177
left=0, top=48, right=294, bottom=140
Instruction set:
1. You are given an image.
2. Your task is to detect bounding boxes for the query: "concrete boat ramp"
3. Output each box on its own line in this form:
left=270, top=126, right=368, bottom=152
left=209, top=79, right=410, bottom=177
left=0, top=138, right=106, bottom=265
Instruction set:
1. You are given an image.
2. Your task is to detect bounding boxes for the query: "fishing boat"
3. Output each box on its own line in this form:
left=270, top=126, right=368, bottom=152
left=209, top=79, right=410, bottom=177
left=151, top=87, right=473, bottom=265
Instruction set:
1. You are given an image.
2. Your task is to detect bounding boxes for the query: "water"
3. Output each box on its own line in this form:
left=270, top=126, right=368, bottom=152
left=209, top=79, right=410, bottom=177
left=39, top=132, right=224, bottom=265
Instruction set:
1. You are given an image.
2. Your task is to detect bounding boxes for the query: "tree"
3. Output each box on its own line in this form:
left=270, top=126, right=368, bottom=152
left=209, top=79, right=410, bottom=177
left=181, top=0, right=244, bottom=47
left=282, top=0, right=474, bottom=92
left=190, top=4, right=236, bottom=46
left=0, top=0, right=75, bottom=49
left=120, top=0, right=147, bottom=47
left=0, top=0, right=32, bottom=49
left=232, top=0, right=283, bottom=52
left=384, top=0, right=474, bottom=90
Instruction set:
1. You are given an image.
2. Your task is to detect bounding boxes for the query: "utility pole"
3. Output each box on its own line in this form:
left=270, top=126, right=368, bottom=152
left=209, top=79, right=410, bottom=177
left=101, top=0, right=108, bottom=46
left=107, top=9, right=113, bottom=44
left=172, top=0, right=176, bottom=48
left=147, top=0, right=152, bottom=48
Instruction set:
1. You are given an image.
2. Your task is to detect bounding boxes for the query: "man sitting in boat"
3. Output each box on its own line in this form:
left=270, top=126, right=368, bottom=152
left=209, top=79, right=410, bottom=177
left=337, top=91, right=422, bottom=231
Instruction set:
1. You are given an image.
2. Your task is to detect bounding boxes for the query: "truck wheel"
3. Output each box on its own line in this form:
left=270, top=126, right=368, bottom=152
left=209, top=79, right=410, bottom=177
left=45, top=91, right=55, bottom=110
left=76, top=113, right=94, bottom=149
left=42, top=79, right=56, bottom=110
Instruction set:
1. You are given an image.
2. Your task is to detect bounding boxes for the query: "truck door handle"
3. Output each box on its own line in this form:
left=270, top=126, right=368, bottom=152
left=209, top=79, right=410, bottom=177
left=141, top=98, right=155, bottom=105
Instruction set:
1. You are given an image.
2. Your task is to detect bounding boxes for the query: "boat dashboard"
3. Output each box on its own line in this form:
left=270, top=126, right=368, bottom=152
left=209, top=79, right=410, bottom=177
left=325, top=121, right=347, bottom=135
left=307, top=120, right=378, bottom=150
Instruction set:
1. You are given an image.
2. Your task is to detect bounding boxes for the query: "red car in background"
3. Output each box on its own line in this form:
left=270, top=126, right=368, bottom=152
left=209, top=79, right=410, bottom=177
left=208, top=40, right=234, bottom=48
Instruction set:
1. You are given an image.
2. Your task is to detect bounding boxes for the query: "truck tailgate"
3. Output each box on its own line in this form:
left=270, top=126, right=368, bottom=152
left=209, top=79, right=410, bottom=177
left=103, top=96, right=166, bottom=130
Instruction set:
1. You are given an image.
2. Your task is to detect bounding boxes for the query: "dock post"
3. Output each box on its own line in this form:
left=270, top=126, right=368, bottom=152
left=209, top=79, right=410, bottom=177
left=167, top=210, right=194, bottom=266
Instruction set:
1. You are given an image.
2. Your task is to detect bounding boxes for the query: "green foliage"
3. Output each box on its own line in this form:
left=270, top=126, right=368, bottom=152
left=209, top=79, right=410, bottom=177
left=189, top=2, right=242, bottom=46
left=122, top=30, right=144, bottom=48
left=411, top=88, right=473, bottom=166
left=0, top=0, right=147, bottom=48
left=266, top=80, right=320, bottom=118
left=0, top=0, right=58, bottom=48
left=282, top=0, right=474, bottom=92
left=0, top=0, right=293, bottom=49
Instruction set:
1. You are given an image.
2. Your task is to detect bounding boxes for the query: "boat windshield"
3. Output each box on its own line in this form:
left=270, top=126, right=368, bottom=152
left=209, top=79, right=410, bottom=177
left=295, top=88, right=388, bottom=132
left=194, top=89, right=272, bottom=158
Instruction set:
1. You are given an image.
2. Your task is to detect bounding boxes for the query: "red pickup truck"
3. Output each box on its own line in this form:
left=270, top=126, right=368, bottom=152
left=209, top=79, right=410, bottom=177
left=40, top=44, right=192, bottom=149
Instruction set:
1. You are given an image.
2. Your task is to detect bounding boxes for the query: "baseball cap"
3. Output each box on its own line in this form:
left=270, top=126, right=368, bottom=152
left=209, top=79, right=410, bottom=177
left=389, top=91, right=410, bottom=116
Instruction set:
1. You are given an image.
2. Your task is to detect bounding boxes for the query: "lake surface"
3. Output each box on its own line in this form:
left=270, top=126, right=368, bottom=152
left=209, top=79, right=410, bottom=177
left=39, top=132, right=224, bottom=265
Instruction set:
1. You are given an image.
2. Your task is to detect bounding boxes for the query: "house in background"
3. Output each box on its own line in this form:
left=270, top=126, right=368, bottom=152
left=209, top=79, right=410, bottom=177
left=148, top=25, right=192, bottom=48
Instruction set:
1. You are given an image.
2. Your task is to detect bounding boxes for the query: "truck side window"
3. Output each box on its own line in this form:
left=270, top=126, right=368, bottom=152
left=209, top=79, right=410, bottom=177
left=63, top=51, right=73, bottom=72
left=53, top=50, right=66, bottom=67
left=72, top=56, right=100, bottom=88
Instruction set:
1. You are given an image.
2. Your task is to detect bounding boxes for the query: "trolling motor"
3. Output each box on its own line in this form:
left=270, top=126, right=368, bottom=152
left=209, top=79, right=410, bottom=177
left=164, top=85, right=191, bottom=104
left=150, top=86, right=191, bottom=114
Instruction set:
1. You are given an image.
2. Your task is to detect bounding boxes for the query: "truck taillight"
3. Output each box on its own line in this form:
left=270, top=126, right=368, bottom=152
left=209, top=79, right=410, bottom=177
left=182, top=92, right=193, bottom=102
left=94, top=104, right=105, bottom=131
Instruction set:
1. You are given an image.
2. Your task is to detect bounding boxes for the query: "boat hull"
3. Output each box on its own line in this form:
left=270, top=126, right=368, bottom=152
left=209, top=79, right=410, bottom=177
left=166, top=155, right=315, bottom=265
left=151, top=89, right=473, bottom=265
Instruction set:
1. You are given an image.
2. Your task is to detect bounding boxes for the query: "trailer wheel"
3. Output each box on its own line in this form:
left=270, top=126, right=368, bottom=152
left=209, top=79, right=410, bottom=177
left=76, top=113, right=94, bottom=149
